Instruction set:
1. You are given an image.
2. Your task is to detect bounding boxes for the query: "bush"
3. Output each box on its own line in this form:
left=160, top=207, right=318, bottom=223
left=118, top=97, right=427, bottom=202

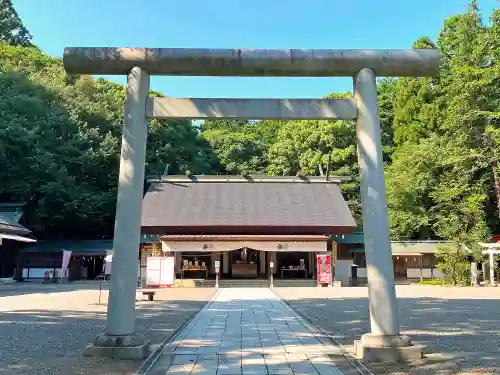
left=418, top=279, right=451, bottom=285
left=452, top=262, right=472, bottom=286
left=436, top=244, right=475, bottom=286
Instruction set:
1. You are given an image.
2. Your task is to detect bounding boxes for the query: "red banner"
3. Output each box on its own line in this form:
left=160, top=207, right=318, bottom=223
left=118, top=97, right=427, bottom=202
left=317, top=253, right=332, bottom=285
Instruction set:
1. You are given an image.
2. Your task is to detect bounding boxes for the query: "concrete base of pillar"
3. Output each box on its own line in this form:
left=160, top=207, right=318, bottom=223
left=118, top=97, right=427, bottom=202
left=354, top=333, right=424, bottom=362
left=83, top=333, right=150, bottom=360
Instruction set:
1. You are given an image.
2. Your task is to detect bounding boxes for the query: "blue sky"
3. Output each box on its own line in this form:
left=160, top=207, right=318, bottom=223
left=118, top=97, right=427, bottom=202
left=13, top=0, right=498, bottom=98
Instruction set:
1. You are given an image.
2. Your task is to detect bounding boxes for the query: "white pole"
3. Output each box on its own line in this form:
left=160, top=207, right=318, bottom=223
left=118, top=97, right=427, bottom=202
left=269, top=262, right=274, bottom=288
left=490, top=250, right=495, bottom=286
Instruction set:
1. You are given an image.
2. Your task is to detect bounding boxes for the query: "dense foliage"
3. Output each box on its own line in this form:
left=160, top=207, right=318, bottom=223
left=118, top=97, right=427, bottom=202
left=0, top=0, right=31, bottom=46
left=0, top=1, right=498, bottom=249
left=436, top=243, right=473, bottom=285
left=0, top=45, right=219, bottom=237
left=387, top=2, right=499, bottom=253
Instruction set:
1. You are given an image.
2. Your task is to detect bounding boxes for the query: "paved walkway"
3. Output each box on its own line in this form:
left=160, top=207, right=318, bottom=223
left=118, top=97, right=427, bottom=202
left=148, top=288, right=344, bottom=375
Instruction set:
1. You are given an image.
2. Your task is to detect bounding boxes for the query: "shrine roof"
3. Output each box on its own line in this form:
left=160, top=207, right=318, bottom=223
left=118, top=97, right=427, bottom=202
left=141, top=175, right=356, bottom=235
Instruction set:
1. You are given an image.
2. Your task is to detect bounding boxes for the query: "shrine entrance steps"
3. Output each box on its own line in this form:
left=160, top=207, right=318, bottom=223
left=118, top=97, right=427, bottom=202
left=173, top=279, right=319, bottom=288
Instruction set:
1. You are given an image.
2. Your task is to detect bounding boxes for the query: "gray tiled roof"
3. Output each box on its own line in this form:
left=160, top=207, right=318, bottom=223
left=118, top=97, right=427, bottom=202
left=0, top=213, right=31, bottom=237
left=141, top=178, right=356, bottom=230
left=391, top=241, right=452, bottom=254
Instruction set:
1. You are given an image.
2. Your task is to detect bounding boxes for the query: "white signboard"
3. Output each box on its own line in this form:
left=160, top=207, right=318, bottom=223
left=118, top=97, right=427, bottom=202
left=163, top=256, right=175, bottom=286
left=104, top=252, right=112, bottom=275
left=146, top=256, right=175, bottom=287
left=270, top=261, right=274, bottom=268
left=146, top=257, right=161, bottom=287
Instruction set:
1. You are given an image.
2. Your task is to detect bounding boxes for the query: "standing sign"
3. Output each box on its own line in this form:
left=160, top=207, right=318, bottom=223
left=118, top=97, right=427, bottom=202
left=471, top=262, right=478, bottom=286
left=146, top=256, right=175, bottom=287
left=163, top=256, right=175, bottom=286
left=317, top=253, right=332, bottom=285
left=146, top=257, right=161, bottom=286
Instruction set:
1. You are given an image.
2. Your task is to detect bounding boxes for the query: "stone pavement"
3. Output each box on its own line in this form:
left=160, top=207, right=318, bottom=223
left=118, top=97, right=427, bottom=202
left=148, top=288, right=344, bottom=375
left=0, top=284, right=216, bottom=375
left=276, top=286, right=500, bottom=374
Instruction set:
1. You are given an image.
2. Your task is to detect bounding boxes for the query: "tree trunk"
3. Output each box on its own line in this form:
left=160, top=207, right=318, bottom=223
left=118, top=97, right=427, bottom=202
left=492, top=163, right=500, bottom=219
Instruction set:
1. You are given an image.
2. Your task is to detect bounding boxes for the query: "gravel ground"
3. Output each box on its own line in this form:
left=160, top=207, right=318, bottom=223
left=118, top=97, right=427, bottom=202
left=275, top=285, right=500, bottom=375
left=0, top=282, right=215, bottom=375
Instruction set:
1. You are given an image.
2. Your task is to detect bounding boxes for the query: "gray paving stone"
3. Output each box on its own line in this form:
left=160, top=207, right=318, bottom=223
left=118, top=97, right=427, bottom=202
left=266, top=366, right=294, bottom=375
left=241, top=366, right=267, bottom=374
left=147, top=288, right=344, bottom=375
left=166, top=363, right=195, bottom=374
left=170, top=354, right=198, bottom=365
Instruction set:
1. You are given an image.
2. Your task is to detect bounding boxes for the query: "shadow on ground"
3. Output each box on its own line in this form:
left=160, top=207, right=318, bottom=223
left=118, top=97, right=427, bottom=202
left=0, top=298, right=212, bottom=375
left=4, top=285, right=500, bottom=374
left=0, top=281, right=108, bottom=298
left=279, top=295, right=500, bottom=374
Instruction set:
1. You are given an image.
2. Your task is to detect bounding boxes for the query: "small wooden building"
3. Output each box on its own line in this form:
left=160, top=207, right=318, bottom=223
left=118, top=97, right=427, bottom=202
left=0, top=203, right=36, bottom=278
left=332, top=232, right=448, bottom=283
left=16, top=240, right=112, bottom=281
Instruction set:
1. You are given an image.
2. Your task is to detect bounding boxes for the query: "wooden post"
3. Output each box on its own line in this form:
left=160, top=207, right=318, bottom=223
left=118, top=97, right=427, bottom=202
left=420, top=256, right=423, bottom=282
left=489, top=250, right=495, bottom=286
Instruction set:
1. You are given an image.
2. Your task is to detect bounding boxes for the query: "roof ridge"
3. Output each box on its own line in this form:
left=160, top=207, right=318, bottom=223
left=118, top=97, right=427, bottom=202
left=147, top=175, right=350, bottom=184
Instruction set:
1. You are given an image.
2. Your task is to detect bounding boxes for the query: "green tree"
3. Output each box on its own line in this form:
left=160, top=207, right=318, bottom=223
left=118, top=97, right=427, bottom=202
left=377, top=77, right=397, bottom=161
left=148, top=119, right=220, bottom=176
left=393, top=38, right=441, bottom=145
left=266, top=88, right=398, bottom=222
left=0, top=0, right=32, bottom=46
left=0, top=44, right=218, bottom=237
left=436, top=243, right=472, bottom=286
left=200, top=119, right=249, bottom=132
left=386, top=136, right=489, bottom=241
left=387, top=3, right=498, bottom=243
left=202, top=128, right=268, bottom=173
left=267, top=94, right=360, bottom=218
left=200, top=119, right=282, bottom=174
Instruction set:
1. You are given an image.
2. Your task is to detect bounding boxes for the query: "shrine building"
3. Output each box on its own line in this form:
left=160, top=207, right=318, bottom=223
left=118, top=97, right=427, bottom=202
left=139, top=174, right=357, bottom=281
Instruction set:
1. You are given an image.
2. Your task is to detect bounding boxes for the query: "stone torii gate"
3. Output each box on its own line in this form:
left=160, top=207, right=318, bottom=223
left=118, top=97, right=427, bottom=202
left=479, top=242, right=500, bottom=286
left=63, top=48, right=439, bottom=361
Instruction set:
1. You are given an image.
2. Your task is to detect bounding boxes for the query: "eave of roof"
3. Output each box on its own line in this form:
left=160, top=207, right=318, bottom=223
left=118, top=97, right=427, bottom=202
left=332, top=232, right=364, bottom=244
left=143, top=225, right=355, bottom=236
left=21, top=239, right=113, bottom=254
left=0, top=202, right=26, bottom=209
left=148, top=175, right=352, bottom=184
